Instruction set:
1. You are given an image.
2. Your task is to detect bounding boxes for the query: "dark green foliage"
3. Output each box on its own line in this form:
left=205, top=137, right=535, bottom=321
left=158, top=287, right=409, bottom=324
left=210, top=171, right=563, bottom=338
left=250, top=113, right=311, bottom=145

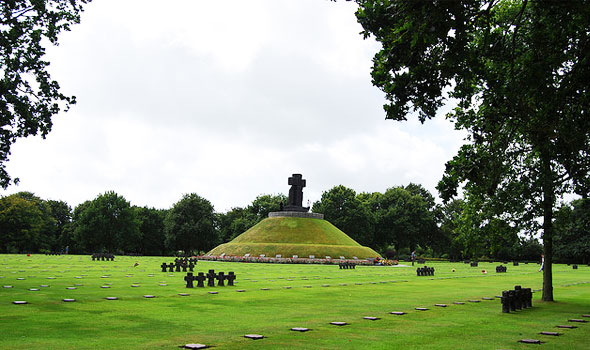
left=134, top=206, right=167, bottom=256
left=0, top=0, right=92, bottom=188
left=313, top=184, right=439, bottom=253
left=354, top=0, right=590, bottom=301
left=313, top=185, right=374, bottom=246
left=554, top=199, right=590, bottom=264
left=73, top=191, right=139, bottom=253
left=0, top=192, right=71, bottom=253
left=164, top=193, right=217, bottom=255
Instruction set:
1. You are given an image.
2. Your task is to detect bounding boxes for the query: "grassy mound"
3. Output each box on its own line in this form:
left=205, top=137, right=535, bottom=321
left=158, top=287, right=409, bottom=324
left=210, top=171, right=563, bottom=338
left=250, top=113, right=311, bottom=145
left=207, top=217, right=380, bottom=259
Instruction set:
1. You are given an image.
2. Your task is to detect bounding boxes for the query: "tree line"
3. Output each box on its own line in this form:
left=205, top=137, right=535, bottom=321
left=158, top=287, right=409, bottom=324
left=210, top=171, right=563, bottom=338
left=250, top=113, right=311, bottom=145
left=1, top=188, right=587, bottom=263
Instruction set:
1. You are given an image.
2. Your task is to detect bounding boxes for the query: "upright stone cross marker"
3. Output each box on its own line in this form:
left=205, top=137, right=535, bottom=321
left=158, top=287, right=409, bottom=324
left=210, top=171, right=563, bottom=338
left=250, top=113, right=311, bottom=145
left=284, top=174, right=309, bottom=212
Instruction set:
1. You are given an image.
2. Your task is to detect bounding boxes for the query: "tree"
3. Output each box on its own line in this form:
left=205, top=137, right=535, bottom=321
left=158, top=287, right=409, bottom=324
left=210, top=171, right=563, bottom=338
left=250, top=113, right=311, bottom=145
left=0, top=0, right=92, bottom=188
left=373, top=186, right=434, bottom=253
left=313, top=185, right=374, bottom=246
left=247, top=194, right=287, bottom=222
left=164, top=193, right=217, bottom=255
left=355, top=0, right=590, bottom=301
left=134, top=206, right=167, bottom=256
left=554, top=199, right=590, bottom=264
left=46, top=199, right=72, bottom=250
left=73, top=191, right=139, bottom=253
left=0, top=194, right=44, bottom=252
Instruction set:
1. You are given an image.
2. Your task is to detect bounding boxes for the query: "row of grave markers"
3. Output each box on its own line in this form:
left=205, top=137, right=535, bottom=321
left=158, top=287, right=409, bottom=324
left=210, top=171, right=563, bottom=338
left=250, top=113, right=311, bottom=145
left=184, top=270, right=236, bottom=288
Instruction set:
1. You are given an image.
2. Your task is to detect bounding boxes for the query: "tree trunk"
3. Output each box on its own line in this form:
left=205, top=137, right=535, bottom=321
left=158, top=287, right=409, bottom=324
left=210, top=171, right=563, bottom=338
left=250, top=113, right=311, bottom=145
left=541, top=153, right=554, bottom=302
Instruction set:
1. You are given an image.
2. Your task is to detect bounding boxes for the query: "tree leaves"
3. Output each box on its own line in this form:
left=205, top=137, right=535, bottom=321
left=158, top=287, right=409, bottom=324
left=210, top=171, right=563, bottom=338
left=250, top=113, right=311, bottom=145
left=0, top=0, right=91, bottom=188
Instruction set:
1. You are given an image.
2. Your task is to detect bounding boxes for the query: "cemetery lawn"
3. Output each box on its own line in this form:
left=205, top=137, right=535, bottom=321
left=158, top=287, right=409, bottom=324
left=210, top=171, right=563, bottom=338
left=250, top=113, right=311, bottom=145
left=1, top=255, right=589, bottom=350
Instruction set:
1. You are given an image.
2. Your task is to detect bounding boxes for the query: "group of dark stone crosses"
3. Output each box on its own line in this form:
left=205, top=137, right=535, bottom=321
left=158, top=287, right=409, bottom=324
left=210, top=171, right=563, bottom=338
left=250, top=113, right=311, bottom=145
left=159, top=257, right=237, bottom=288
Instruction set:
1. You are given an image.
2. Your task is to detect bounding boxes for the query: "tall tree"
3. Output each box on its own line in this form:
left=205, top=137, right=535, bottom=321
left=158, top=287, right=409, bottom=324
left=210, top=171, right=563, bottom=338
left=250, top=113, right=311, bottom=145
left=73, top=191, right=139, bottom=253
left=313, top=185, right=374, bottom=246
left=0, top=0, right=92, bottom=188
left=134, top=206, right=167, bottom=256
left=46, top=199, right=72, bottom=250
left=354, top=0, right=590, bottom=301
left=0, top=194, right=44, bottom=253
left=164, top=193, right=217, bottom=255
left=554, top=199, right=590, bottom=264
left=373, top=186, right=434, bottom=252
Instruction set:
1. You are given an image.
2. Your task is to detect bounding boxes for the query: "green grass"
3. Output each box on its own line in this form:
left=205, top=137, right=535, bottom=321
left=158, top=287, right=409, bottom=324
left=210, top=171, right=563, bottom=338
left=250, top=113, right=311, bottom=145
left=1, top=254, right=589, bottom=349
left=207, top=217, right=379, bottom=258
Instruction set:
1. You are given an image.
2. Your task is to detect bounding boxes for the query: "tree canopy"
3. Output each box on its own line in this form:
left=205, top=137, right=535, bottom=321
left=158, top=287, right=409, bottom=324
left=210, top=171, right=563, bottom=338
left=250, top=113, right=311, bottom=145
left=0, top=0, right=91, bottom=188
left=164, top=193, right=217, bottom=255
left=354, top=0, right=590, bottom=301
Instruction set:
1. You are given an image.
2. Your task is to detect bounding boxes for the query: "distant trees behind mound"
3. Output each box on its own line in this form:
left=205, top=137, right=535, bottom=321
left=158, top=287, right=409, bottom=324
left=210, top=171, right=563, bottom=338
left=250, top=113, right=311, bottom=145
left=0, top=188, right=586, bottom=263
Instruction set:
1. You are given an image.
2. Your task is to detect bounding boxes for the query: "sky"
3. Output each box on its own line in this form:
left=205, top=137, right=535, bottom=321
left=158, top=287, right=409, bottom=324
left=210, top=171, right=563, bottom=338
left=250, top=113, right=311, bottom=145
left=2, top=0, right=466, bottom=212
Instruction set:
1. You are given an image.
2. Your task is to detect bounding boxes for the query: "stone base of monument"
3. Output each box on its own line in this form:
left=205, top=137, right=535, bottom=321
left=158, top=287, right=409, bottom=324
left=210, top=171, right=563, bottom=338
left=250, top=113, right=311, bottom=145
left=268, top=211, right=324, bottom=220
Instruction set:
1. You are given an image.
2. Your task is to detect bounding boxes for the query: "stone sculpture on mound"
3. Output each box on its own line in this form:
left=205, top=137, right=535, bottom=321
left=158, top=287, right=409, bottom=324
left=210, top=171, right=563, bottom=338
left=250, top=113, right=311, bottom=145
left=284, top=173, right=310, bottom=212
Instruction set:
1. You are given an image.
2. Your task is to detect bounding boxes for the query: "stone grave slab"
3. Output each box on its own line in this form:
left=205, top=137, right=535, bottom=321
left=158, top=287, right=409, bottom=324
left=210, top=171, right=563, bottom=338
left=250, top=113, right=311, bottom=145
left=291, top=327, right=310, bottom=332
left=40, top=285, right=49, bottom=288
left=453, top=302, right=465, bottom=305
left=435, top=304, right=448, bottom=307
left=482, top=297, right=494, bottom=300
left=519, top=339, right=542, bottom=344
left=236, top=290, right=246, bottom=292
left=208, top=291, right=218, bottom=294
left=131, top=284, right=140, bottom=287
left=244, top=334, right=264, bottom=340
left=415, top=308, right=429, bottom=311
left=183, top=344, right=208, bottom=349
left=29, top=288, right=39, bottom=291
left=12, top=301, right=27, bottom=304
left=330, top=322, right=348, bottom=326
left=62, top=299, right=76, bottom=302
left=66, top=287, right=76, bottom=290
left=468, top=300, right=481, bottom=303
left=539, top=331, right=560, bottom=336
left=178, top=293, right=190, bottom=296
left=3, top=285, right=13, bottom=288
left=390, top=312, right=406, bottom=315
left=568, top=319, right=587, bottom=323
left=143, top=295, right=155, bottom=298
left=101, top=286, right=110, bottom=288
left=363, top=317, right=380, bottom=320
left=556, top=325, right=577, bottom=329
left=106, top=297, right=118, bottom=300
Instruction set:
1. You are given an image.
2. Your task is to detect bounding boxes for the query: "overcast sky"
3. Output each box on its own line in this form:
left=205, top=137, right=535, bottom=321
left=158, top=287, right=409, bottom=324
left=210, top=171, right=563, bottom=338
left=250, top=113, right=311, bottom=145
left=2, top=0, right=466, bottom=212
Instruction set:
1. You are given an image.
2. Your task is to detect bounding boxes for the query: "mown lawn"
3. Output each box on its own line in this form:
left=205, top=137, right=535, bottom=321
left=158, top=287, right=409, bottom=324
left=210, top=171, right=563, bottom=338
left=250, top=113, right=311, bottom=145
left=1, top=254, right=589, bottom=349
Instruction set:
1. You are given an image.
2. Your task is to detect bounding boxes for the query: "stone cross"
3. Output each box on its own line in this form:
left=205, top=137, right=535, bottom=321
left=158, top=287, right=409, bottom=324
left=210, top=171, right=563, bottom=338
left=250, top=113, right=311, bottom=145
left=161, top=263, right=168, bottom=272
left=168, top=263, right=175, bottom=272
left=184, top=273, right=195, bottom=288
left=195, top=272, right=206, bottom=288
left=175, top=263, right=181, bottom=272
left=288, top=174, right=306, bottom=207
left=206, top=270, right=217, bottom=287
left=226, top=271, right=236, bottom=286
left=216, top=272, right=225, bottom=287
